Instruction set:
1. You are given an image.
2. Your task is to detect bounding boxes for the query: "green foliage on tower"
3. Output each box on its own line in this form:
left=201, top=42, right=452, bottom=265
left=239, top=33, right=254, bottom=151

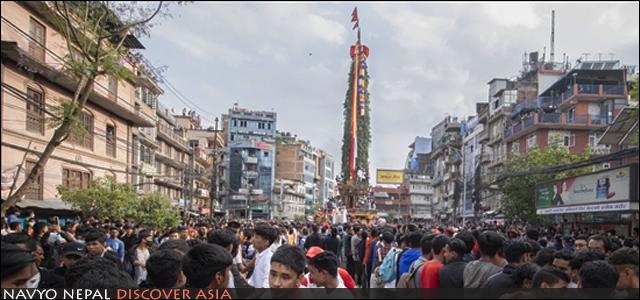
left=341, top=60, right=371, bottom=183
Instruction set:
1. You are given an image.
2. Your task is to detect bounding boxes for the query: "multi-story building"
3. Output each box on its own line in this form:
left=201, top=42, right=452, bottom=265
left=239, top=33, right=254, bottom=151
left=181, top=121, right=226, bottom=217
left=274, top=132, right=319, bottom=214
left=225, top=105, right=277, bottom=219
left=272, top=178, right=306, bottom=220
left=461, top=112, right=485, bottom=222
left=430, top=115, right=463, bottom=223
left=154, top=101, right=190, bottom=206
left=371, top=185, right=409, bottom=223
left=504, top=60, right=628, bottom=166
left=315, top=150, right=336, bottom=204
left=131, top=73, right=162, bottom=197
left=1, top=2, right=155, bottom=214
left=405, top=137, right=434, bottom=221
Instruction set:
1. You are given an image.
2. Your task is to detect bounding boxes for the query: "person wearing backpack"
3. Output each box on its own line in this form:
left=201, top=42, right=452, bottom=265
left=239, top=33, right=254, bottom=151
left=419, top=234, right=449, bottom=288
left=372, top=231, right=400, bottom=288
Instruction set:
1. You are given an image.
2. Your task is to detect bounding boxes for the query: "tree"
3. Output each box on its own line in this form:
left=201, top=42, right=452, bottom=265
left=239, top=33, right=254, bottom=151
left=58, top=177, right=140, bottom=222
left=2, top=1, right=189, bottom=211
left=386, top=209, right=397, bottom=222
left=134, top=192, right=180, bottom=229
left=341, top=54, right=371, bottom=182
left=498, top=134, right=592, bottom=227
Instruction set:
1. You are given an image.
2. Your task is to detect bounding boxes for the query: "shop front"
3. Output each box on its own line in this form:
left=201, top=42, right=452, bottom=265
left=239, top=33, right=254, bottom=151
left=536, top=163, right=639, bottom=235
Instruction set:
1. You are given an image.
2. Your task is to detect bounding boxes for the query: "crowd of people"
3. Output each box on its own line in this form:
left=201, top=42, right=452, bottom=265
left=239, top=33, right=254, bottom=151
left=2, top=207, right=639, bottom=299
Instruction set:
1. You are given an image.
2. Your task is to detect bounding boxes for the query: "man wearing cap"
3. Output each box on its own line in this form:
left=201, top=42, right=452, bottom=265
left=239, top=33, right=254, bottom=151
left=125, top=230, right=157, bottom=285
left=301, top=246, right=355, bottom=288
left=53, top=242, right=86, bottom=277
left=562, top=235, right=575, bottom=252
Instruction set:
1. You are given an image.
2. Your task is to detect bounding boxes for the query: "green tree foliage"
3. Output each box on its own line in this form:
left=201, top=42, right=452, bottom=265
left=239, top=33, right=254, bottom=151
left=3, top=1, right=189, bottom=211
left=341, top=60, right=371, bottom=182
left=58, top=177, right=139, bottom=222
left=499, top=134, right=593, bottom=227
left=135, top=192, right=180, bottom=229
left=58, top=177, right=179, bottom=228
left=386, top=209, right=397, bottom=222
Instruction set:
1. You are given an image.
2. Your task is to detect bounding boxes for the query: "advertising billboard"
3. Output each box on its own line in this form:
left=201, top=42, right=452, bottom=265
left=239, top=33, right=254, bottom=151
left=536, top=164, right=638, bottom=214
left=376, top=169, right=404, bottom=185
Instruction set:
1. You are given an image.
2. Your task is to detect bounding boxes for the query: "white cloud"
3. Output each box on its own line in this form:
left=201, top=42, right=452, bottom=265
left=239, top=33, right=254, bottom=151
left=482, top=3, right=541, bottom=29
left=139, top=2, right=638, bottom=173
left=597, top=7, right=623, bottom=30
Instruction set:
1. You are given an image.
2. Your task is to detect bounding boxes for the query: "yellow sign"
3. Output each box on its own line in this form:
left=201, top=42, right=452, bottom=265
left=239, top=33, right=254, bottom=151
left=376, top=169, right=404, bottom=184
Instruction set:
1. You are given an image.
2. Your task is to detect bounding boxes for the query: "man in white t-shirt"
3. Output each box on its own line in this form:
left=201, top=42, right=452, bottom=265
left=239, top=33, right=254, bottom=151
left=248, top=225, right=279, bottom=288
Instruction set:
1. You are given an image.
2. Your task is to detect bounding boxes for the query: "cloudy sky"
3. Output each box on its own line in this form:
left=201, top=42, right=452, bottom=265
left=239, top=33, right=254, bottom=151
left=138, top=2, right=639, bottom=174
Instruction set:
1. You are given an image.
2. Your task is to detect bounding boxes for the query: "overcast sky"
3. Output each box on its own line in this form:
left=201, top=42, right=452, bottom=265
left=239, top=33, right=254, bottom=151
left=138, top=2, right=639, bottom=175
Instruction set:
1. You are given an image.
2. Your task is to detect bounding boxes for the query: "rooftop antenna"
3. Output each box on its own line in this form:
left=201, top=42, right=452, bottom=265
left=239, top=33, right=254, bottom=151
left=609, top=53, right=615, bottom=60
left=550, top=10, right=555, bottom=65
left=597, top=53, right=602, bottom=61
left=582, top=53, right=591, bottom=61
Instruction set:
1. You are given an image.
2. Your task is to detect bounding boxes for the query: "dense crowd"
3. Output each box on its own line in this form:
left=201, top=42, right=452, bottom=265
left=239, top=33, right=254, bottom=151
left=1, top=207, right=639, bottom=299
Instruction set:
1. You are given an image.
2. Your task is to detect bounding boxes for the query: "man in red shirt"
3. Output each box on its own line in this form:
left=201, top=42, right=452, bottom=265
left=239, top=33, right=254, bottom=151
left=301, top=246, right=355, bottom=288
left=420, top=235, right=450, bottom=288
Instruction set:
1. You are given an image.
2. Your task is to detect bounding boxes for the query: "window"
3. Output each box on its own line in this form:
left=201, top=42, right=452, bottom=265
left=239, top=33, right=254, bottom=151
left=72, top=113, right=94, bottom=150
left=511, top=142, right=520, bottom=156
left=258, top=122, right=265, bottom=129
left=24, top=161, right=43, bottom=200
left=62, top=168, right=91, bottom=190
left=268, top=123, right=272, bottom=130
left=106, top=124, right=116, bottom=158
left=264, top=151, right=269, bottom=157
left=526, top=134, right=537, bottom=149
left=107, top=75, right=117, bottom=101
left=233, top=119, right=237, bottom=127
left=141, top=145, right=152, bottom=164
left=26, top=88, right=44, bottom=134
left=240, top=120, right=247, bottom=127
left=562, top=135, right=575, bottom=148
left=589, top=133, right=610, bottom=149
left=28, top=18, right=45, bottom=61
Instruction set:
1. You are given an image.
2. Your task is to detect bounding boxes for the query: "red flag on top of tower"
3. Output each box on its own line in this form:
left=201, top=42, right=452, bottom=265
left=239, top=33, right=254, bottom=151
left=352, top=21, right=359, bottom=30
left=351, top=7, right=358, bottom=23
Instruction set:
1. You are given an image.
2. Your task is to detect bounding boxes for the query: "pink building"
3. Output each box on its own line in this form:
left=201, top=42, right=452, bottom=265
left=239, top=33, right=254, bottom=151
left=1, top=2, right=155, bottom=212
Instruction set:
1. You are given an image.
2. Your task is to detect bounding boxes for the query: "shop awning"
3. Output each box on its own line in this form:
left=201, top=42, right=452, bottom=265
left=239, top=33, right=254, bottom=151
left=378, top=212, right=389, bottom=218
left=374, top=192, right=389, bottom=198
left=599, top=107, right=638, bottom=146
left=14, top=199, right=74, bottom=211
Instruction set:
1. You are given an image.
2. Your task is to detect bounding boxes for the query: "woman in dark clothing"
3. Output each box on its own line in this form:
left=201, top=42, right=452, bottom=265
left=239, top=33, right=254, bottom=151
left=325, top=228, right=342, bottom=257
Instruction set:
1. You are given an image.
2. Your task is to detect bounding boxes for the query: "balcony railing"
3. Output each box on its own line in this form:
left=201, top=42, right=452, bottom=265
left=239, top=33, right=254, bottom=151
left=513, top=122, right=523, bottom=134
left=565, top=114, right=589, bottom=125
left=158, top=122, right=189, bottom=149
left=504, top=129, right=512, bottom=139
left=603, top=85, right=624, bottom=95
left=590, top=115, right=613, bottom=125
left=538, top=113, right=561, bottom=124
left=156, top=102, right=177, bottom=125
left=504, top=112, right=612, bottom=140
left=524, top=116, right=534, bottom=128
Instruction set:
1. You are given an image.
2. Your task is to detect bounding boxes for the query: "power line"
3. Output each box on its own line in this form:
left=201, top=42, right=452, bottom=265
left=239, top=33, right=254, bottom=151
left=137, top=55, right=222, bottom=125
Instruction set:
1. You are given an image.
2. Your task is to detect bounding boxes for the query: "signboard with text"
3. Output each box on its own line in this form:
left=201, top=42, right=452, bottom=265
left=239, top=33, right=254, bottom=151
left=536, top=163, right=638, bottom=213
left=376, top=169, right=404, bottom=185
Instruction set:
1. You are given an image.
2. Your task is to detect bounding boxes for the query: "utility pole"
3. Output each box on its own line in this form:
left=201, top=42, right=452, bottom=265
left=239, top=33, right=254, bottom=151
left=462, top=142, right=467, bottom=226
left=186, top=146, right=194, bottom=219
left=209, top=117, right=219, bottom=220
